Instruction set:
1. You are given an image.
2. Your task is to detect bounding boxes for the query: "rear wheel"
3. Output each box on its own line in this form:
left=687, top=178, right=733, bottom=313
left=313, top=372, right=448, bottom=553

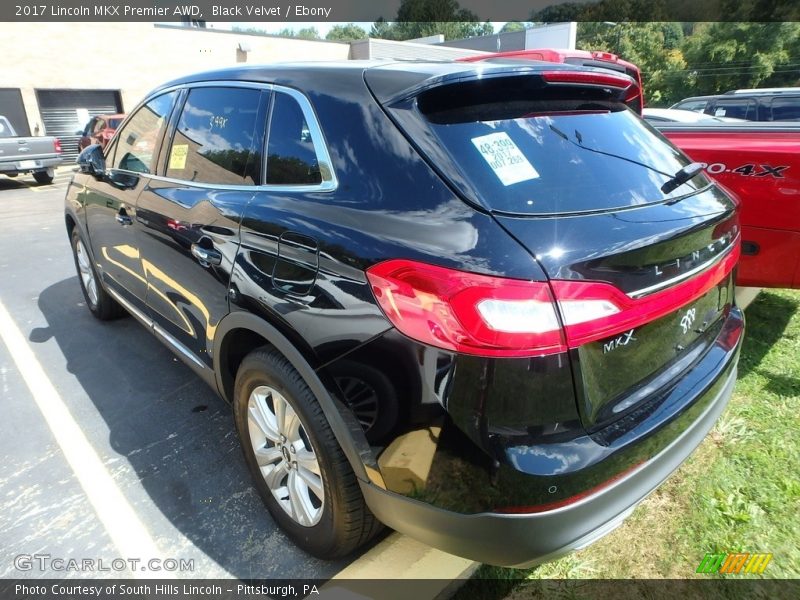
left=33, top=169, right=54, bottom=184
left=234, top=348, right=382, bottom=558
left=331, top=360, right=399, bottom=444
left=70, top=228, right=125, bottom=320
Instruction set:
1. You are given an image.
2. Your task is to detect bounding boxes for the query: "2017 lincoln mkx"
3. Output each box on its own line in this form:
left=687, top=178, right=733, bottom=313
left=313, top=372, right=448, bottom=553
left=64, top=61, right=743, bottom=567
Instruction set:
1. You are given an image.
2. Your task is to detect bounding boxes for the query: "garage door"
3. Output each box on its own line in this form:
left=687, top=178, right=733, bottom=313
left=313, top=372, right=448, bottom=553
left=36, top=89, right=123, bottom=161
left=0, top=89, right=31, bottom=137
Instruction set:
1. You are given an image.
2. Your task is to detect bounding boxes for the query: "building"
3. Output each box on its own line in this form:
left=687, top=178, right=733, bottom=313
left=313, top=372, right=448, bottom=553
left=0, top=22, right=576, bottom=160
left=1, top=23, right=350, bottom=158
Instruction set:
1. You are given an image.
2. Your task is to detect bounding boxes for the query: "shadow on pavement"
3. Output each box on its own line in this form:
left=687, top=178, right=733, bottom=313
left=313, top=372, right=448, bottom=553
left=29, top=276, right=366, bottom=579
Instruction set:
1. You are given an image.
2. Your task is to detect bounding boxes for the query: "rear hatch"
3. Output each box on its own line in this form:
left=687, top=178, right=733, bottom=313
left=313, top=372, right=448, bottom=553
left=366, top=63, right=740, bottom=432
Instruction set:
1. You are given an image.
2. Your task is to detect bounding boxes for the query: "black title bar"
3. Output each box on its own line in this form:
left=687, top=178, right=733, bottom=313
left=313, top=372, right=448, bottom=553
left=2, top=0, right=799, bottom=23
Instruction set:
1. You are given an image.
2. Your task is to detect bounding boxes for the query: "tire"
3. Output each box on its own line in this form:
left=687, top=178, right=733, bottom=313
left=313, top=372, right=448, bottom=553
left=234, top=348, right=382, bottom=559
left=70, top=228, right=126, bottom=320
left=33, top=169, right=54, bottom=185
left=330, top=360, right=399, bottom=444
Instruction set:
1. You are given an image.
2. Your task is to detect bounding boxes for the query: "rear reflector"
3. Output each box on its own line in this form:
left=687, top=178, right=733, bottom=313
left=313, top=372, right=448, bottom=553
left=541, top=70, right=633, bottom=90
left=367, top=242, right=739, bottom=358
left=494, top=460, right=645, bottom=514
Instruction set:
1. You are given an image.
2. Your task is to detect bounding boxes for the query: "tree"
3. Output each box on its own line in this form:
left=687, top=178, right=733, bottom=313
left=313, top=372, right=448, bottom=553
left=326, top=23, right=368, bottom=42
left=681, top=22, right=800, bottom=94
left=577, top=22, right=688, bottom=105
left=370, top=0, right=493, bottom=41
left=500, top=22, right=531, bottom=34
left=295, top=27, right=321, bottom=41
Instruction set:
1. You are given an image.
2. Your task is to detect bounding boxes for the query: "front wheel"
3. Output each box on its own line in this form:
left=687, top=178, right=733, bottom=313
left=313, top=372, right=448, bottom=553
left=70, top=228, right=125, bottom=320
left=233, top=348, right=382, bottom=558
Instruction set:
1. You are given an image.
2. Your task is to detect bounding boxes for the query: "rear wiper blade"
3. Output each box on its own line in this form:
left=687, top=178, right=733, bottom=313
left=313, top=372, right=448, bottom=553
left=661, top=162, right=705, bottom=195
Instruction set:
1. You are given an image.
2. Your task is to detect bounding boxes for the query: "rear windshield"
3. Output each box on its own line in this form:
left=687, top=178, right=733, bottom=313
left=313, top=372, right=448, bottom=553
left=108, top=118, right=123, bottom=129
left=409, top=90, right=706, bottom=215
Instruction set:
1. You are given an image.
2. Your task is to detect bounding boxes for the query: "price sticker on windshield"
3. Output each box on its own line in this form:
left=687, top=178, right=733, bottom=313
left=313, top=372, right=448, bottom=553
left=471, top=132, right=539, bottom=186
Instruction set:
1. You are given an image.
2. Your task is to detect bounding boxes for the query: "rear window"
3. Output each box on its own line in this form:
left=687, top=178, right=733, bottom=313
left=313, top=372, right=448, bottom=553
left=770, top=97, right=800, bottom=121
left=406, top=81, right=705, bottom=215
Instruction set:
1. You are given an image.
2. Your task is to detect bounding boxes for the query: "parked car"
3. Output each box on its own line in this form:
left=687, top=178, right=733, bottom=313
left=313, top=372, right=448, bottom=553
left=460, top=48, right=645, bottom=113
left=670, top=95, right=721, bottom=113
left=77, top=114, right=126, bottom=151
left=690, top=88, right=800, bottom=121
left=0, top=115, right=62, bottom=184
left=654, top=121, right=800, bottom=289
left=65, top=62, right=743, bottom=567
left=642, top=107, right=742, bottom=123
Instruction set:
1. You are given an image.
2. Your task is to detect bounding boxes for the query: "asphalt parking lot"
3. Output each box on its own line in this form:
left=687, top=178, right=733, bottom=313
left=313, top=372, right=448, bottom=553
left=0, top=170, right=352, bottom=579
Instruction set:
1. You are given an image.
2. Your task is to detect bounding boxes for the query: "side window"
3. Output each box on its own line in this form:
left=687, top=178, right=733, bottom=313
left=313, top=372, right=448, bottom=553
left=770, top=97, right=800, bottom=121
left=712, top=99, right=756, bottom=120
left=165, top=87, right=264, bottom=185
left=92, top=119, right=105, bottom=134
left=113, top=91, right=177, bottom=174
left=266, top=92, right=325, bottom=185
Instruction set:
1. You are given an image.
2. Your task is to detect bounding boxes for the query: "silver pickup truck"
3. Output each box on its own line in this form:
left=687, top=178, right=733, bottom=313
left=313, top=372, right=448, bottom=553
left=0, top=116, right=63, bottom=184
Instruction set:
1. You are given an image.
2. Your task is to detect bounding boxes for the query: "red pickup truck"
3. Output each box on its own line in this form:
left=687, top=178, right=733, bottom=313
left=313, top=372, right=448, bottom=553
left=655, top=122, right=800, bottom=289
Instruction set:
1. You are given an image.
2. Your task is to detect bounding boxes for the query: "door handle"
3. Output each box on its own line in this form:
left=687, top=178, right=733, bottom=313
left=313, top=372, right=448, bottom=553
left=115, top=213, right=132, bottom=226
left=191, top=244, right=222, bottom=267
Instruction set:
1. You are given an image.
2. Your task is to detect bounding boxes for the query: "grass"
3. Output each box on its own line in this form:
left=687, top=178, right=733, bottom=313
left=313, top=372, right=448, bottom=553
left=456, top=289, right=800, bottom=597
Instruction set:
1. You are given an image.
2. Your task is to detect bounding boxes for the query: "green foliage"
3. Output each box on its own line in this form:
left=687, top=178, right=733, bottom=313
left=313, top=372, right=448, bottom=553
left=573, top=21, right=800, bottom=106
left=682, top=22, right=800, bottom=94
left=325, top=23, right=368, bottom=42
left=499, top=22, right=531, bottom=34
left=295, top=27, right=321, bottom=41
left=370, top=0, right=493, bottom=41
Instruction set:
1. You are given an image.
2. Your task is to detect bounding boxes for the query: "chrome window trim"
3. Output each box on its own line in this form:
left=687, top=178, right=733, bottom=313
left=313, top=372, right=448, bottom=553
left=109, top=80, right=338, bottom=193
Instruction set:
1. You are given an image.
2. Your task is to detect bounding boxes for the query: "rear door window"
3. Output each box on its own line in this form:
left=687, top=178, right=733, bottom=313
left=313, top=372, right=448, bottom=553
left=711, top=99, right=756, bottom=119
left=112, top=91, right=177, bottom=174
left=165, top=86, right=266, bottom=186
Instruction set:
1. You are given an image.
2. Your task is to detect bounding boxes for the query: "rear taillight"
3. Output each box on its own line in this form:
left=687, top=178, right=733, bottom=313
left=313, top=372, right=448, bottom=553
left=54, top=139, right=62, bottom=154
left=367, top=244, right=739, bottom=358
left=366, top=260, right=566, bottom=357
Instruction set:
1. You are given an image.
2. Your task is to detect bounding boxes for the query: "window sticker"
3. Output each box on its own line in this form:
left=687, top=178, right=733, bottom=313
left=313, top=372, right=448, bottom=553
left=169, top=144, right=188, bottom=170
left=471, top=132, right=539, bottom=186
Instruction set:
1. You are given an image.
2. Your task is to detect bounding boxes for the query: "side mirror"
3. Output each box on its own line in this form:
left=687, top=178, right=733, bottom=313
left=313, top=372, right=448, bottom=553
left=77, top=144, right=106, bottom=178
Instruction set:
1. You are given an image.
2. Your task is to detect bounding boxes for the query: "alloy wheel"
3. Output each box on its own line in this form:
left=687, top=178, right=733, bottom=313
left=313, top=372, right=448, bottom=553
left=247, top=385, right=324, bottom=527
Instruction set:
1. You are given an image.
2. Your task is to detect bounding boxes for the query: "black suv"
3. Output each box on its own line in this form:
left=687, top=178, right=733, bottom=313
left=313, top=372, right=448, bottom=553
left=65, top=62, right=743, bottom=567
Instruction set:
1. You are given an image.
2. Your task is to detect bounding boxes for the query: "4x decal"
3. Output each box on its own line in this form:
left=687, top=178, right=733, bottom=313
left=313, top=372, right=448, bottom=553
left=701, top=162, right=789, bottom=178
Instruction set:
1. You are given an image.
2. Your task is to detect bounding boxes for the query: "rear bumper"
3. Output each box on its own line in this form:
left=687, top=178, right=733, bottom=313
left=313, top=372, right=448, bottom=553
left=0, top=157, right=63, bottom=173
left=360, top=342, right=739, bottom=567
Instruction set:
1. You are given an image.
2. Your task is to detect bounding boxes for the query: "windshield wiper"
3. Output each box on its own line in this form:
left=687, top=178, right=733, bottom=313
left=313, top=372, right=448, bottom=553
left=548, top=123, right=704, bottom=197
left=660, top=162, right=705, bottom=195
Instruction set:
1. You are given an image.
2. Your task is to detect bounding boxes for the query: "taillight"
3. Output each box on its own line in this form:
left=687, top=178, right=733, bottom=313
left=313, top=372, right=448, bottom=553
left=541, top=69, right=633, bottom=91
left=367, top=244, right=739, bottom=358
left=54, top=139, right=62, bottom=154
left=366, top=260, right=566, bottom=358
